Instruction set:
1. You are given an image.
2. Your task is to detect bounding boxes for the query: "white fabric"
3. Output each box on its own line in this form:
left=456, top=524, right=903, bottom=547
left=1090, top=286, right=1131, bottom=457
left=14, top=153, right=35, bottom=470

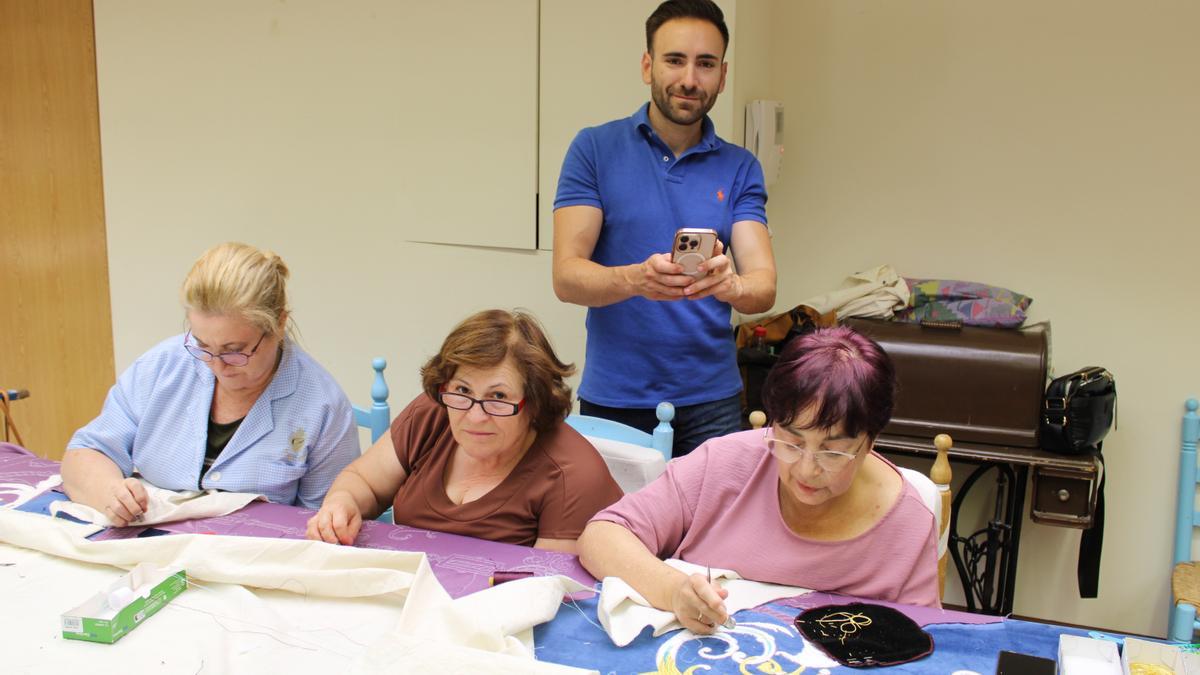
left=584, top=435, right=668, bottom=493
left=355, top=635, right=596, bottom=674
left=0, top=508, right=424, bottom=597
left=597, top=558, right=811, bottom=647
left=0, top=509, right=596, bottom=673
left=799, top=264, right=910, bottom=320
left=48, top=477, right=263, bottom=527
left=381, top=574, right=592, bottom=660
left=897, top=466, right=948, bottom=558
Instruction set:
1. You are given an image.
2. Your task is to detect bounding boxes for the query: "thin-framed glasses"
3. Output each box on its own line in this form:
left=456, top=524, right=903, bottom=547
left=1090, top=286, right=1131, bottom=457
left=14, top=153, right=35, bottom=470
left=437, top=391, right=525, bottom=417
left=184, top=330, right=267, bottom=367
left=765, top=427, right=860, bottom=472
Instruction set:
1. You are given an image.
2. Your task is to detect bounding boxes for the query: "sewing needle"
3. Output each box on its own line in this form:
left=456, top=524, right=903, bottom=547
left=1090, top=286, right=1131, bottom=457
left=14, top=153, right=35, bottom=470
left=707, top=565, right=736, bottom=630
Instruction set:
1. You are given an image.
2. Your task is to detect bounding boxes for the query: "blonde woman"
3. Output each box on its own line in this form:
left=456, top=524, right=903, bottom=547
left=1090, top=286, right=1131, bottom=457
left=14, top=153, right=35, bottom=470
left=62, top=242, right=359, bottom=524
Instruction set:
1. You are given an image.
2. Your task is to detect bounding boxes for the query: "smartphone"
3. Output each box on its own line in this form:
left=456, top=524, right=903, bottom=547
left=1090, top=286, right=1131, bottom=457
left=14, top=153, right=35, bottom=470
left=671, top=228, right=718, bottom=279
left=995, top=650, right=1055, bottom=675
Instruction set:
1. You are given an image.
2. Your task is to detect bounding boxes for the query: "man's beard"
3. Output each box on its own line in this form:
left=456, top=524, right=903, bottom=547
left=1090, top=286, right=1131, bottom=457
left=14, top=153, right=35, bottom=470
left=650, top=79, right=717, bottom=126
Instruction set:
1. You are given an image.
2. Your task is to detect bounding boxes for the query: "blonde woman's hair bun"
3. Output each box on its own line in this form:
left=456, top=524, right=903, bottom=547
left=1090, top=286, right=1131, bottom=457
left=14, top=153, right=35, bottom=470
left=181, top=242, right=292, bottom=337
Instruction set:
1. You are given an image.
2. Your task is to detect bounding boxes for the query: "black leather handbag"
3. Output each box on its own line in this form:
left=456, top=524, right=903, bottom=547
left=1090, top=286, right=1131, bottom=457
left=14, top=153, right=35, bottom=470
left=1040, top=367, right=1116, bottom=454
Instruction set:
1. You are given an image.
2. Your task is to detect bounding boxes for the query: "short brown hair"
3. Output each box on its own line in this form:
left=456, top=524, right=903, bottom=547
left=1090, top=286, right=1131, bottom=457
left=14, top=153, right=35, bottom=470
left=421, top=309, right=575, bottom=433
left=646, top=0, right=729, bottom=55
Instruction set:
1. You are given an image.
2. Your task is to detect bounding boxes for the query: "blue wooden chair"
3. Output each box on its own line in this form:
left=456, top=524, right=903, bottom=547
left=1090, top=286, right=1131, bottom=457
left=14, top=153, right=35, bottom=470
left=1170, top=398, right=1200, bottom=641
left=352, top=357, right=390, bottom=444
left=566, top=402, right=674, bottom=493
left=350, top=357, right=394, bottom=523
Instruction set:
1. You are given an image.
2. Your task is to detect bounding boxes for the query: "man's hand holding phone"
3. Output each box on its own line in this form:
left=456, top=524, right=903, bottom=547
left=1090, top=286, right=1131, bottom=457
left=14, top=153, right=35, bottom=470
left=681, top=238, right=742, bottom=304
left=671, top=227, right=742, bottom=304
left=622, top=228, right=742, bottom=304
left=623, top=252, right=693, bottom=301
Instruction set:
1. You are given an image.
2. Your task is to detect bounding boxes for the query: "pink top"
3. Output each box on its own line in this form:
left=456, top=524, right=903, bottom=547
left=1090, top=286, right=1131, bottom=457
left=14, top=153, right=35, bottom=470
left=591, top=429, right=941, bottom=608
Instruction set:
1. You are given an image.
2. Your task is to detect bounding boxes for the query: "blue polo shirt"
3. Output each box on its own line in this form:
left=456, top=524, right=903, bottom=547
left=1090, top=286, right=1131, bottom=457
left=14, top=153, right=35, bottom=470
left=555, top=104, right=767, bottom=408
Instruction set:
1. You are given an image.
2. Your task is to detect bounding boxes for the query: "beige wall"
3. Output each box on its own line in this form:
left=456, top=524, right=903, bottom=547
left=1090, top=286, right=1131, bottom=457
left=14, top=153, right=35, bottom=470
left=95, top=0, right=566, bottom=429
left=764, top=0, right=1200, bottom=635
left=93, top=0, right=1198, bottom=637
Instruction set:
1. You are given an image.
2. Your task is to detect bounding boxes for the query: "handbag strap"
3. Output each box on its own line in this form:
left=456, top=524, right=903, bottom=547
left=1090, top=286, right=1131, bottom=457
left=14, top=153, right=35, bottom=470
left=0, top=390, right=26, bottom=447
left=1078, top=444, right=1105, bottom=598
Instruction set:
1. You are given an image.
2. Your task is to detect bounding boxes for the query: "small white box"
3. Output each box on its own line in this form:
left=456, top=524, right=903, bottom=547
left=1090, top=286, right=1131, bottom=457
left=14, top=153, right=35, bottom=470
left=1121, top=637, right=1200, bottom=675
left=1059, top=634, right=1121, bottom=675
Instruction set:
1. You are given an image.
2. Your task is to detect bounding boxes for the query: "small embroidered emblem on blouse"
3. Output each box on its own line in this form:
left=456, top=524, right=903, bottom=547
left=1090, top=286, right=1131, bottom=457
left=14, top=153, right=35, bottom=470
left=289, top=429, right=306, bottom=454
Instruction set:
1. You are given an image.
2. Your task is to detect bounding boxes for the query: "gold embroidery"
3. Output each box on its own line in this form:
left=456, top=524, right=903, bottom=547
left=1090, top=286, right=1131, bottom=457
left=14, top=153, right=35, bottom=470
left=814, top=611, right=873, bottom=644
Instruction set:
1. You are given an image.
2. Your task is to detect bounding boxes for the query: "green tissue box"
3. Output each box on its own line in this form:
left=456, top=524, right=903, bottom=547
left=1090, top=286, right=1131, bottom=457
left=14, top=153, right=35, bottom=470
left=61, top=563, right=187, bottom=644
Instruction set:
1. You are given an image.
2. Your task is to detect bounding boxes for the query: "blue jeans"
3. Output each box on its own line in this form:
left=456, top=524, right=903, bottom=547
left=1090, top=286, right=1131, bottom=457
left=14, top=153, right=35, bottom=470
left=580, top=393, right=743, bottom=458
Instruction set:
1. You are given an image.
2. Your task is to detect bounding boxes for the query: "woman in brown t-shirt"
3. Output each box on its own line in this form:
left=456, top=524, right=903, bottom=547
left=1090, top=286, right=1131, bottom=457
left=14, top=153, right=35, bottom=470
left=306, top=309, right=623, bottom=553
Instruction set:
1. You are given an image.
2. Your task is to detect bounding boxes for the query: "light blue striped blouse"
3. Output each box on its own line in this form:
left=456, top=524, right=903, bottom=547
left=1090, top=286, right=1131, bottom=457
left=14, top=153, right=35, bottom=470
left=68, top=333, right=360, bottom=508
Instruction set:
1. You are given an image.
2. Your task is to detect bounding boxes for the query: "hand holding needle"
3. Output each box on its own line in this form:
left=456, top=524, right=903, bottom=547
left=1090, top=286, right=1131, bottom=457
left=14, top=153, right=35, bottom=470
left=707, top=565, right=736, bottom=630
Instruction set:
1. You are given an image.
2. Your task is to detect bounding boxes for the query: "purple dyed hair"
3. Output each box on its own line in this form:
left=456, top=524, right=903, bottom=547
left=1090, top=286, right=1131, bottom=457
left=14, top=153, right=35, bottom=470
left=761, top=326, right=896, bottom=439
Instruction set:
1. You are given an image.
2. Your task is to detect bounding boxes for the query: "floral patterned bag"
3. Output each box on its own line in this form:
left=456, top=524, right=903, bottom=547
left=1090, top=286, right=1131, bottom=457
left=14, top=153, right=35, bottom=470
left=895, top=278, right=1032, bottom=328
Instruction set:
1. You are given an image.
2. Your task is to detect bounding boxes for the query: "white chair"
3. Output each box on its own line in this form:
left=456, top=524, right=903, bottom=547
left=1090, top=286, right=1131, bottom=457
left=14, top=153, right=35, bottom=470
left=566, top=402, right=675, bottom=494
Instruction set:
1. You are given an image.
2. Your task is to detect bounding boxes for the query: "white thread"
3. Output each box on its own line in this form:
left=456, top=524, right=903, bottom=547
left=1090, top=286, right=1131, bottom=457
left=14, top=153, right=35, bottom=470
left=560, top=593, right=606, bottom=633
left=180, top=578, right=372, bottom=650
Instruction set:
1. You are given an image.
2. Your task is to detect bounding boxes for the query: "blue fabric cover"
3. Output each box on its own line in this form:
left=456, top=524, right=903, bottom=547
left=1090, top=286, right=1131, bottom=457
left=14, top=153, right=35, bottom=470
left=535, top=595, right=1102, bottom=674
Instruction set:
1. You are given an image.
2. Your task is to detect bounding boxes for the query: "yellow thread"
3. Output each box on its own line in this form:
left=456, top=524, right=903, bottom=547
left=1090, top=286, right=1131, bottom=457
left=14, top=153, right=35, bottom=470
left=814, top=611, right=872, bottom=644
left=1129, top=664, right=1175, bottom=675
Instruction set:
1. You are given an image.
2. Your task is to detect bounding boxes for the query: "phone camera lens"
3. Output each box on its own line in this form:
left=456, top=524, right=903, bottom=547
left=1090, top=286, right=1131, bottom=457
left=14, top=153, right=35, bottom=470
left=677, top=243, right=687, bottom=251
left=689, top=240, right=699, bottom=249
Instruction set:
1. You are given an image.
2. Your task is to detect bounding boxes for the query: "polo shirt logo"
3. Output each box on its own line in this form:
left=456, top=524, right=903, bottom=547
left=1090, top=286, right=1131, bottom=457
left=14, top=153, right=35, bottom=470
left=717, top=189, right=725, bottom=202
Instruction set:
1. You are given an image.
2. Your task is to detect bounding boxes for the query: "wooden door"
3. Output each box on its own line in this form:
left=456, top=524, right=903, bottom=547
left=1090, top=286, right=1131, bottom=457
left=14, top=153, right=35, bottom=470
left=0, top=0, right=114, bottom=459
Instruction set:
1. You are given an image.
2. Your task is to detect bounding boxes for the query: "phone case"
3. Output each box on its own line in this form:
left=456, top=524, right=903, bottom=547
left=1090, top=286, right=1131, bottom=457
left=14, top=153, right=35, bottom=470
left=672, top=228, right=718, bottom=278
left=995, top=650, right=1055, bottom=675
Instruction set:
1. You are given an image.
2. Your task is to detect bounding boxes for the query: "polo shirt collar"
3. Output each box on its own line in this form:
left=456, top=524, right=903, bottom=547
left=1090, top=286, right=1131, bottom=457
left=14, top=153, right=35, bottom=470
left=632, top=102, right=721, bottom=156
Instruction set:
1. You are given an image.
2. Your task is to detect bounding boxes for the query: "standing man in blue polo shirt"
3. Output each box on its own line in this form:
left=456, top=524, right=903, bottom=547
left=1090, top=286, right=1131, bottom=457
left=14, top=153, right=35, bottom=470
left=552, top=0, right=776, bottom=458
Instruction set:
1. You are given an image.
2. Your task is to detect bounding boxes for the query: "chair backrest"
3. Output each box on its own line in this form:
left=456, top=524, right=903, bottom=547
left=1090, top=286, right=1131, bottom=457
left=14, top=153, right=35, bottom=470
left=1170, top=399, right=1200, bottom=640
left=1175, top=399, right=1200, bottom=567
left=566, top=402, right=674, bottom=493
left=898, top=432, right=953, bottom=600
left=352, top=358, right=390, bottom=443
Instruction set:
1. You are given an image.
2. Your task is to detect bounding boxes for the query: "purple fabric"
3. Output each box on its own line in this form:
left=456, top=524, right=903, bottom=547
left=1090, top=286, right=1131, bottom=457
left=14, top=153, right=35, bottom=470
left=0, top=444, right=596, bottom=598
left=0, top=443, right=59, bottom=508
left=152, top=503, right=596, bottom=597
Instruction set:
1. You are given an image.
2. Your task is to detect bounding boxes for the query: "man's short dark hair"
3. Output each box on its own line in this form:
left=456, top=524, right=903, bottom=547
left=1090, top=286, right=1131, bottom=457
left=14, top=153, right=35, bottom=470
left=645, top=0, right=729, bottom=55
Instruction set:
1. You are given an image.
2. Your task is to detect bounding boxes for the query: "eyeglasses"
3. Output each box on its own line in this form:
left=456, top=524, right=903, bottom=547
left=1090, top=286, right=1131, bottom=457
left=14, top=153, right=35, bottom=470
left=765, top=427, right=861, bottom=473
left=184, top=330, right=267, bottom=367
left=438, top=391, right=525, bottom=417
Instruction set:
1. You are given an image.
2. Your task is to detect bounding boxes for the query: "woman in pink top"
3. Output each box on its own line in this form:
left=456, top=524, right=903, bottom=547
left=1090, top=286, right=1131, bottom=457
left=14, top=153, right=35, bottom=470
left=578, top=326, right=940, bottom=635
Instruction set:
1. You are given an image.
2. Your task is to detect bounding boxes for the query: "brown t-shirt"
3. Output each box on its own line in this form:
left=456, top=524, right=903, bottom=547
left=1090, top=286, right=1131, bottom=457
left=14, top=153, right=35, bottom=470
left=389, top=394, right=623, bottom=546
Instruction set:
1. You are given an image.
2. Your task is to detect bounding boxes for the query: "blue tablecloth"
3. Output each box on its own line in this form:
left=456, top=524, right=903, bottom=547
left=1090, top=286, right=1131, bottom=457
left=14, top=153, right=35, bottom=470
left=534, top=595, right=1110, bottom=674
